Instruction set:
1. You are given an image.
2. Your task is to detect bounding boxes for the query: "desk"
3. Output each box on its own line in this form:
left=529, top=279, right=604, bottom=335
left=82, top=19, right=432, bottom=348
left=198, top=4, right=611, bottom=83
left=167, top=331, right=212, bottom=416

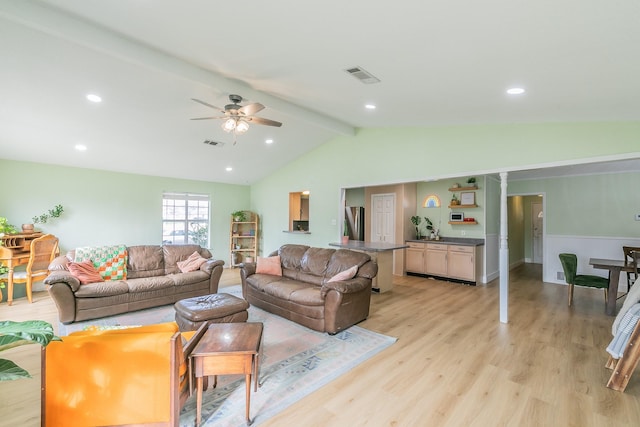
left=589, top=258, right=635, bottom=316
left=329, top=241, right=409, bottom=293
left=190, top=322, right=263, bottom=426
left=0, top=232, right=44, bottom=304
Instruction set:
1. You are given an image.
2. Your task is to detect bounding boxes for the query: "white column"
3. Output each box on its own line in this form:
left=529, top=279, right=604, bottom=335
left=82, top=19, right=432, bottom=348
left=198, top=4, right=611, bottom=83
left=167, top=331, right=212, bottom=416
left=499, top=172, right=509, bottom=323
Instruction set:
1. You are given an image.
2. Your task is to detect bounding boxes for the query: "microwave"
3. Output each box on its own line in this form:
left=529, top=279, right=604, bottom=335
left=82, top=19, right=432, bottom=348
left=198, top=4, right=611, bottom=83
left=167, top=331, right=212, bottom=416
left=450, top=212, right=464, bottom=222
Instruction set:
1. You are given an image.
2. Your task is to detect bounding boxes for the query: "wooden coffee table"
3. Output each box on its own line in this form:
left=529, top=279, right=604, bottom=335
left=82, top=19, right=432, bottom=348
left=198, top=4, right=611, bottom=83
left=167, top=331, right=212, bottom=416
left=190, top=322, right=263, bottom=426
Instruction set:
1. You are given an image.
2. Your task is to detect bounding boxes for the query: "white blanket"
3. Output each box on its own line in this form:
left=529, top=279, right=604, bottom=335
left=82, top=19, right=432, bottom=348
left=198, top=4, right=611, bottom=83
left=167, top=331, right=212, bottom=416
left=607, top=303, right=640, bottom=359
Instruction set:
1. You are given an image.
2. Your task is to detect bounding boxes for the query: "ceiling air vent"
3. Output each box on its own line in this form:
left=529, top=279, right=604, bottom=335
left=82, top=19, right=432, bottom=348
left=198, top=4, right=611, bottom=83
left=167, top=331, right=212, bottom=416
left=203, top=140, right=225, bottom=147
left=344, top=66, right=380, bottom=84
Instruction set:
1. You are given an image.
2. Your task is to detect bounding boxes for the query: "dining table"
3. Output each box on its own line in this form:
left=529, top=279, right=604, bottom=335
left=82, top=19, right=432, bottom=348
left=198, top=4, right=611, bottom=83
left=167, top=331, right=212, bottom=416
left=589, top=258, right=636, bottom=316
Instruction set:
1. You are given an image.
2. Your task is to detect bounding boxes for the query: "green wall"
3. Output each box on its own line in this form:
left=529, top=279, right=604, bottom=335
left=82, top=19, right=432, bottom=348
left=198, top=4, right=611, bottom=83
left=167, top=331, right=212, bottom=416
left=0, top=160, right=250, bottom=261
left=251, top=122, right=640, bottom=253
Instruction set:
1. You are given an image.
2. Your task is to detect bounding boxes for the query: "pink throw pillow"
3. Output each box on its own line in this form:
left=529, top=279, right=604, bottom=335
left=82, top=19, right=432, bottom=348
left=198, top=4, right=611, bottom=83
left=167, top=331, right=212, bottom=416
left=177, top=251, right=208, bottom=273
left=328, top=265, right=358, bottom=283
left=68, top=259, right=105, bottom=285
left=256, top=256, right=283, bottom=276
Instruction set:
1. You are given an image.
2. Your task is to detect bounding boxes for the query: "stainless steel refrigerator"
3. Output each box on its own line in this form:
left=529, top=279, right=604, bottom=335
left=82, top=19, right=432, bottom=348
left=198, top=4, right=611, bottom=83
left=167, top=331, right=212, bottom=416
left=345, top=206, right=365, bottom=241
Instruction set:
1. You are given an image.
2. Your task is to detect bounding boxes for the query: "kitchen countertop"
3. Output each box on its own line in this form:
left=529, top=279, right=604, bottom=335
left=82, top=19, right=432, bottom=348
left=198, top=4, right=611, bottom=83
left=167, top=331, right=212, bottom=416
left=405, top=237, right=484, bottom=246
left=329, top=241, right=409, bottom=252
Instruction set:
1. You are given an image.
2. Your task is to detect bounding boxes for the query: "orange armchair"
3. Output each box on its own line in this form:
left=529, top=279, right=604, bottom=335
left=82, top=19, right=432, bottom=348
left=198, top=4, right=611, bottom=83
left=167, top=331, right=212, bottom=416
left=41, top=322, right=207, bottom=427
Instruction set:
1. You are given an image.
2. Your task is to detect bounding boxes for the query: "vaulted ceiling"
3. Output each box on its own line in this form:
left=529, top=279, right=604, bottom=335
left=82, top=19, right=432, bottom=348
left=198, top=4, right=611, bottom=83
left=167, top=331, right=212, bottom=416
left=1, top=1, right=639, bottom=184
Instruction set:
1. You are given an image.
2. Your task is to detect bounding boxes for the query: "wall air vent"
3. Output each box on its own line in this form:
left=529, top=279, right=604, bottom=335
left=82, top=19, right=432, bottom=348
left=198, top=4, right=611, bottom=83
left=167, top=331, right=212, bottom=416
left=203, top=140, right=225, bottom=147
left=344, top=66, right=380, bottom=84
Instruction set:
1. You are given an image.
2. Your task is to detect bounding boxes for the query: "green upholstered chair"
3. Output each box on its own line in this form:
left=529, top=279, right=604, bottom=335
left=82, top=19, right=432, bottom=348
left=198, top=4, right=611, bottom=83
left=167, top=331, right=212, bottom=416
left=559, top=253, right=609, bottom=307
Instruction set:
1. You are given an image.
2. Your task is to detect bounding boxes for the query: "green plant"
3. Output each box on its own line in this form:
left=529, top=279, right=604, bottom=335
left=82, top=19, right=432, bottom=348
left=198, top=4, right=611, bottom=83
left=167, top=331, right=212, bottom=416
left=32, top=204, right=64, bottom=224
left=410, top=215, right=422, bottom=239
left=0, top=320, right=61, bottom=381
left=424, top=217, right=433, bottom=233
left=467, top=177, right=476, bottom=185
left=343, top=219, right=349, bottom=236
left=231, top=210, right=247, bottom=222
left=0, top=217, right=17, bottom=236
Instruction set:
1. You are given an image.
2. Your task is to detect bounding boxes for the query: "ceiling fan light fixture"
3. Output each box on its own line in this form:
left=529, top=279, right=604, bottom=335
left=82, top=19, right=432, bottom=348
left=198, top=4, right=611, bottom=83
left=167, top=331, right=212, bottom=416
left=235, top=120, right=249, bottom=134
left=222, top=118, right=237, bottom=132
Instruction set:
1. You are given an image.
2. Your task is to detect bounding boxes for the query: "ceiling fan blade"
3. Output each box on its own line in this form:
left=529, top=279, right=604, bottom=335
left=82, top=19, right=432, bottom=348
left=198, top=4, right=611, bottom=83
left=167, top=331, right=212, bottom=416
left=190, top=116, right=227, bottom=120
left=248, top=116, right=283, bottom=127
left=239, top=103, right=265, bottom=116
left=191, top=98, right=224, bottom=112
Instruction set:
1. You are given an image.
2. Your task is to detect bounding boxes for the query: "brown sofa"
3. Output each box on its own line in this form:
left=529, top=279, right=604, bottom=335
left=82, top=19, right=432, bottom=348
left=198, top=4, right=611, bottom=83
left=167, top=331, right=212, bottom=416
left=240, top=244, right=377, bottom=334
left=45, top=244, right=224, bottom=324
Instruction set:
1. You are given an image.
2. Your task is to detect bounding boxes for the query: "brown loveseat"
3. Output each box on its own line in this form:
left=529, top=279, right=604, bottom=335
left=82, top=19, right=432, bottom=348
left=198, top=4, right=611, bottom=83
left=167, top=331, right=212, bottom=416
left=45, top=244, right=224, bottom=324
left=240, top=244, right=377, bottom=334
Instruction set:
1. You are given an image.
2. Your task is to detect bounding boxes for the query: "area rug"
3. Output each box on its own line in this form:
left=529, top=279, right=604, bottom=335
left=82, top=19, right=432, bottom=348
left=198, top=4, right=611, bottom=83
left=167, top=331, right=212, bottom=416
left=59, top=285, right=397, bottom=426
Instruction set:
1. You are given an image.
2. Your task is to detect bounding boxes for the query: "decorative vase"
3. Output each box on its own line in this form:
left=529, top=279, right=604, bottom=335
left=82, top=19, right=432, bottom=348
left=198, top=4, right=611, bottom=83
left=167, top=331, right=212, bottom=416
left=341, top=235, right=349, bottom=244
left=21, top=223, right=34, bottom=234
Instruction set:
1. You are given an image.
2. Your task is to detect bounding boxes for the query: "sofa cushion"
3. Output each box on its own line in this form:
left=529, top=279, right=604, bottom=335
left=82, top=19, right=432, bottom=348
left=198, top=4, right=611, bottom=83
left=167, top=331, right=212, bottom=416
left=163, top=245, right=207, bottom=274
left=325, top=250, right=371, bottom=279
left=127, top=245, right=165, bottom=279
left=256, top=256, right=282, bottom=276
left=328, top=265, right=358, bottom=283
left=67, top=260, right=105, bottom=285
left=74, top=245, right=128, bottom=281
left=170, top=271, right=210, bottom=287
left=74, top=280, right=130, bottom=298
left=260, top=280, right=324, bottom=306
left=300, top=247, right=334, bottom=277
left=177, top=251, right=208, bottom=273
left=126, top=276, right=175, bottom=293
left=278, top=245, right=309, bottom=271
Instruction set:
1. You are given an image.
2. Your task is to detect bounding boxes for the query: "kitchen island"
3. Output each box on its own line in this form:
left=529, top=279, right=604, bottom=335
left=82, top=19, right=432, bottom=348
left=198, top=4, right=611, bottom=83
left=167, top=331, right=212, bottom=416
left=329, top=240, right=408, bottom=293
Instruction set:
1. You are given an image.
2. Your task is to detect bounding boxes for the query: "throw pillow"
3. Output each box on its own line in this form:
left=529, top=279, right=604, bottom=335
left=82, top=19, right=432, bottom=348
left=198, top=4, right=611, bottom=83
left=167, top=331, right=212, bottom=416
left=177, top=251, right=208, bottom=273
left=328, top=265, right=358, bottom=283
left=68, top=259, right=105, bottom=285
left=256, top=255, right=283, bottom=276
left=74, top=245, right=128, bottom=281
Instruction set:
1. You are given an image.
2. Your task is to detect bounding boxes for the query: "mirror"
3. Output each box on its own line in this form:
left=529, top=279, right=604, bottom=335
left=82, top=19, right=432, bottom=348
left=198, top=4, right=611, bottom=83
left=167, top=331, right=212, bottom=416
left=289, top=191, right=310, bottom=231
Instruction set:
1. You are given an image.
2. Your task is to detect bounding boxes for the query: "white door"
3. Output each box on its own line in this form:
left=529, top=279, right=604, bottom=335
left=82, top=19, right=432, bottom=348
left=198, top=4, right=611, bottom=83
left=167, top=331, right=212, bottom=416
left=371, top=194, right=395, bottom=243
left=532, top=202, right=543, bottom=264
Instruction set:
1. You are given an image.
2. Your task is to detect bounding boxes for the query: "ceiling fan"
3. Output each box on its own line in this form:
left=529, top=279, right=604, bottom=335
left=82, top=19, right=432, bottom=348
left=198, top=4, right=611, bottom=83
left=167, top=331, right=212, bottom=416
left=191, top=94, right=282, bottom=144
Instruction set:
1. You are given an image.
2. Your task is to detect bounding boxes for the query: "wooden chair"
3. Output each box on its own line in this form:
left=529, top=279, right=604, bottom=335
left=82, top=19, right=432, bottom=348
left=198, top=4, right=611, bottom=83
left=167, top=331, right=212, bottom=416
left=42, top=321, right=209, bottom=427
left=623, top=246, right=640, bottom=289
left=0, top=233, right=58, bottom=305
left=606, top=315, right=640, bottom=392
left=559, top=253, right=609, bottom=306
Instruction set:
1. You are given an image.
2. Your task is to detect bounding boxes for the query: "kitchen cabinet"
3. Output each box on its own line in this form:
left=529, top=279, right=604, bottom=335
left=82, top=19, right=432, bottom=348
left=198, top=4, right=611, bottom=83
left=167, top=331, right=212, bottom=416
left=406, top=242, right=426, bottom=274
left=405, top=240, right=482, bottom=284
left=447, top=245, right=476, bottom=281
left=425, top=243, right=448, bottom=276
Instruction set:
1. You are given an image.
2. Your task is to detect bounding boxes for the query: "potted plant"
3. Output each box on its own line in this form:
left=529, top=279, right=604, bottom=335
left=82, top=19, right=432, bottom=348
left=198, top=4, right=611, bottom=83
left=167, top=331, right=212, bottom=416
left=424, top=217, right=434, bottom=238
left=231, top=210, right=247, bottom=222
left=0, top=217, right=17, bottom=237
left=0, top=320, right=61, bottom=381
left=466, top=177, right=477, bottom=188
left=24, top=204, right=64, bottom=233
left=341, top=219, right=350, bottom=244
left=410, top=216, right=422, bottom=239
left=450, top=194, right=460, bottom=206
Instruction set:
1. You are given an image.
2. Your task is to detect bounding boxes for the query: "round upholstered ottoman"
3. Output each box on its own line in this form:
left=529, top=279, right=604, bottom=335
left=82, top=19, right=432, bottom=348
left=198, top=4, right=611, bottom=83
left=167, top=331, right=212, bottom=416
left=174, top=293, right=249, bottom=331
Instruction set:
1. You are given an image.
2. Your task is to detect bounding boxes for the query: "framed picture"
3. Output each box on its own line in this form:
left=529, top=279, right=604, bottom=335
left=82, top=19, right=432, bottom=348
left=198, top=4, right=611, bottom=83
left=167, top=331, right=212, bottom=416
left=460, top=191, right=475, bottom=206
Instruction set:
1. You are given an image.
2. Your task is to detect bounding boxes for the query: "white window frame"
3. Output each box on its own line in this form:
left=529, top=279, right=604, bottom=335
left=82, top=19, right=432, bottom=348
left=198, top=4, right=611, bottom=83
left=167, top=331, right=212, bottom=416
left=162, top=192, right=210, bottom=247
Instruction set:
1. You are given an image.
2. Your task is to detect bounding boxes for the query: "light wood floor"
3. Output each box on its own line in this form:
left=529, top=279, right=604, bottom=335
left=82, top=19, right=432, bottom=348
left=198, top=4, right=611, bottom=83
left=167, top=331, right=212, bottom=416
left=2, top=265, right=639, bottom=426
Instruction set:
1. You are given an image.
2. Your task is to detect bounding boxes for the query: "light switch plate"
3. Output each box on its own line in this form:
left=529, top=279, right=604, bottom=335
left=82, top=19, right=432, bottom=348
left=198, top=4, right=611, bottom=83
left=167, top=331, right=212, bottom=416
left=636, top=213, right=640, bottom=221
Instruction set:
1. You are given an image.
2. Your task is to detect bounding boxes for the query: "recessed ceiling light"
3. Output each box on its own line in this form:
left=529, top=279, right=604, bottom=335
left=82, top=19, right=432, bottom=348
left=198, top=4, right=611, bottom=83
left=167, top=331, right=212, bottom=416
left=225, top=166, right=233, bottom=172
left=86, top=93, right=102, bottom=103
left=506, top=87, right=525, bottom=95
left=265, top=139, right=274, bottom=144
left=365, top=104, right=376, bottom=110
left=74, top=144, right=87, bottom=151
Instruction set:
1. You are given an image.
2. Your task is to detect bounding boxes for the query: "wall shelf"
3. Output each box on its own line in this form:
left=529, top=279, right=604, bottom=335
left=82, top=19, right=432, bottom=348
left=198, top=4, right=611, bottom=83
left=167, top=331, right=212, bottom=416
left=448, top=221, right=478, bottom=225
left=448, top=186, right=477, bottom=192
left=448, top=204, right=477, bottom=209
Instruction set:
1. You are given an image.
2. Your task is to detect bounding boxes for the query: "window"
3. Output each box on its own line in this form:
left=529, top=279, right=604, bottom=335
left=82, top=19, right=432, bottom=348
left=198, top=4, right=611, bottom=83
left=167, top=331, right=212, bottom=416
left=162, top=192, right=209, bottom=247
